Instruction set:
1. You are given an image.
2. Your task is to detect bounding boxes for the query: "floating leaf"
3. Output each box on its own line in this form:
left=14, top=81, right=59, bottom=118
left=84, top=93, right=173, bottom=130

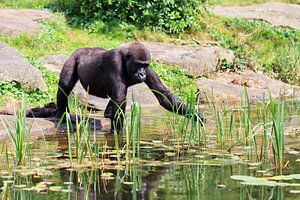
left=248, top=162, right=261, bottom=167
left=62, top=189, right=72, bottom=193
left=230, top=175, right=257, bottom=182
left=241, top=181, right=278, bottom=187
left=290, top=190, right=300, bottom=194
left=49, top=186, right=62, bottom=192
left=288, top=150, right=299, bottom=155
left=165, top=152, right=176, bottom=157
left=123, top=182, right=134, bottom=185
left=1, top=176, right=13, bottom=179
left=14, top=184, right=27, bottom=188
left=101, top=172, right=114, bottom=177
left=63, top=182, right=73, bottom=185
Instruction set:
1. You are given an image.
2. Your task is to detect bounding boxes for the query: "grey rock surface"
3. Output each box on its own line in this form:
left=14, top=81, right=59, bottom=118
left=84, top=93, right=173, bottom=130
left=197, top=70, right=300, bottom=103
left=142, top=42, right=235, bottom=77
left=0, top=8, right=53, bottom=36
left=0, top=42, right=47, bottom=91
left=0, top=114, right=111, bottom=138
left=212, top=2, right=300, bottom=30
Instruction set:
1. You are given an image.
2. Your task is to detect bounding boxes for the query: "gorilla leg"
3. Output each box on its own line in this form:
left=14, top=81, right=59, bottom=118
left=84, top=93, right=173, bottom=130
left=104, top=100, right=113, bottom=118
left=56, top=55, right=79, bottom=117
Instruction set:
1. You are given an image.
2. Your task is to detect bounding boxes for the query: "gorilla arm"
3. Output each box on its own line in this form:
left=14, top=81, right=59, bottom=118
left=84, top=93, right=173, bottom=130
left=145, top=67, right=204, bottom=123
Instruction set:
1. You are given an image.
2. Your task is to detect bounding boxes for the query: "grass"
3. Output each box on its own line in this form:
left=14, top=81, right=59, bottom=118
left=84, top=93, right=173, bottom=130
left=193, top=11, right=300, bottom=85
left=0, top=96, right=32, bottom=165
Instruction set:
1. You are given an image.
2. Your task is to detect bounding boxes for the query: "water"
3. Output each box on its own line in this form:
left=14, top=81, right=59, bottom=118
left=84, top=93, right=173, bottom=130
left=0, top=103, right=300, bottom=200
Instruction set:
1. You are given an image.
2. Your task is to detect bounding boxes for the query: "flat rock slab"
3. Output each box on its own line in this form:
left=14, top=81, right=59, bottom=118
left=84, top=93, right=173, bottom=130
left=197, top=70, right=300, bottom=103
left=0, top=8, right=53, bottom=36
left=212, top=2, right=300, bottom=30
left=0, top=42, right=47, bottom=91
left=143, top=42, right=234, bottom=77
left=0, top=114, right=55, bottom=138
left=0, top=114, right=111, bottom=138
left=39, top=54, right=159, bottom=110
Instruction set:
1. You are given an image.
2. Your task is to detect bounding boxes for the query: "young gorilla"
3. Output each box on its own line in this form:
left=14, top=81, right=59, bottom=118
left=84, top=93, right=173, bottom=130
left=57, top=42, right=203, bottom=133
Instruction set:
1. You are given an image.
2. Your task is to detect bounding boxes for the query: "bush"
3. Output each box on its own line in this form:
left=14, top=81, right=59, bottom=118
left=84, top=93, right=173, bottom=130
left=53, top=0, right=204, bottom=34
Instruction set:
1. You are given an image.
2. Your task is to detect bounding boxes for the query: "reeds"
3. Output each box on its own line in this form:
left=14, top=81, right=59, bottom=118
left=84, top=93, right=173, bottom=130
left=1, top=96, right=32, bottom=165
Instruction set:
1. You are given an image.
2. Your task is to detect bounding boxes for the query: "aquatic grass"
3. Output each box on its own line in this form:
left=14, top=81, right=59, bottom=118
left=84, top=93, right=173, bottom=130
left=65, top=95, right=99, bottom=166
left=269, top=92, right=285, bottom=169
left=129, top=101, right=142, bottom=159
left=166, top=91, right=206, bottom=150
left=0, top=96, right=32, bottom=165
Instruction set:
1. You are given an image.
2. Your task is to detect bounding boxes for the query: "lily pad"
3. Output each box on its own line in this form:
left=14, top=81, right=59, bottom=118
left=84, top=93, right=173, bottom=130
left=49, top=186, right=62, bottom=192
left=165, top=152, right=176, bottom=157
left=123, top=182, right=134, bottom=185
left=101, top=172, right=114, bottom=177
left=230, top=175, right=258, bottom=182
left=290, top=190, right=300, bottom=194
left=14, top=184, right=27, bottom=188
left=62, top=189, right=73, bottom=193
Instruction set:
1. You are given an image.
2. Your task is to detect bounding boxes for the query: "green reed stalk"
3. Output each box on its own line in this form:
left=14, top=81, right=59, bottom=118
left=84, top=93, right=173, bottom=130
left=129, top=101, right=142, bottom=160
left=269, top=92, right=284, bottom=169
left=1, top=96, right=32, bottom=165
left=66, top=111, right=73, bottom=165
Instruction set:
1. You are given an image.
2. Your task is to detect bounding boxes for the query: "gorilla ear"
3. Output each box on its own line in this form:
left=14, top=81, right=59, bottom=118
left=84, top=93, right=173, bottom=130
left=125, top=52, right=132, bottom=61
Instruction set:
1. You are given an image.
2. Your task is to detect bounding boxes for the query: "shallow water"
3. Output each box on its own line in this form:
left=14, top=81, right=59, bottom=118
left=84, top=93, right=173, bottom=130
left=0, top=102, right=300, bottom=200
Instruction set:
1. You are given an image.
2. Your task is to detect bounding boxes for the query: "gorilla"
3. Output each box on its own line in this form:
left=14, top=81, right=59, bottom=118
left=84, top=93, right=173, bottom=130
left=56, top=42, right=203, bottom=133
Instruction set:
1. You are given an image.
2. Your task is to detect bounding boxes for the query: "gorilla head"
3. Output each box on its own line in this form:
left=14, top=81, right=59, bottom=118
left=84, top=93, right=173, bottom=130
left=121, top=43, right=151, bottom=83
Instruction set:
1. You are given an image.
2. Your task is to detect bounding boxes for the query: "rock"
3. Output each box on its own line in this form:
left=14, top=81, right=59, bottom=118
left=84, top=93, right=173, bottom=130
left=74, top=82, right=159, bottom=111
left=39, top=54, right=68, bottom=74
left=211, top=2, right=300, bottom=30
left=0, top=114, right=55, bottom=138
left=0, top=42, right=47, bottom=91
left=197, top=70, right=300, bottom=103
left=0, top=114, right=111, bottom=138
left=0, top=9, right=53, bottom=36
left=39, top=54, right=159, bottom=110
left=142, top=42, right=235, bottom=77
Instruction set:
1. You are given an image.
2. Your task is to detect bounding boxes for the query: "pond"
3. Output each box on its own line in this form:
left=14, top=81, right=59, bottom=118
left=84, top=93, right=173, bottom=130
left=0, top=101, right=299, bottom=200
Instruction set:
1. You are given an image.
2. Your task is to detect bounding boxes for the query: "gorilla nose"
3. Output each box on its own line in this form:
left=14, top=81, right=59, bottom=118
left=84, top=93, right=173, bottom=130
left=138, top=71, right=146, bottom=79
left=138, top=72, right=146, bottom=80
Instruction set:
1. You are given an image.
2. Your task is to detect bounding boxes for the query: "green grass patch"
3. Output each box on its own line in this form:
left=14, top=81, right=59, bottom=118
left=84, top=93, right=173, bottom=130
left=193, top=11, right=300, bottom=85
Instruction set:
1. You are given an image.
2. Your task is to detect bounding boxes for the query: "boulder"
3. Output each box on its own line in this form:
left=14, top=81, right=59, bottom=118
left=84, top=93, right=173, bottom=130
left=142, top=42, right=235, bottom=77
left=0, top=8, right=53, bottom=36
left=0, top=42, right=47, bottom=91
left=211, top=2, right=300, bottom=30
left=197, top=70, right=300, bottom=104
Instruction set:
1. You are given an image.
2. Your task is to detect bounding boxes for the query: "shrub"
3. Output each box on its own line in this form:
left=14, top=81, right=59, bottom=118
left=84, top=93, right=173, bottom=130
left=53, top=0, right=204, bottom=34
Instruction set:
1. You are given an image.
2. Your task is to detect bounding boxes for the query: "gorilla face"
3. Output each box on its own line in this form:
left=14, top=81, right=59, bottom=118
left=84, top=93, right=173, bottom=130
left=126, top=54, right=150, bottom=83
left=133, top=65, right=148, bottom=82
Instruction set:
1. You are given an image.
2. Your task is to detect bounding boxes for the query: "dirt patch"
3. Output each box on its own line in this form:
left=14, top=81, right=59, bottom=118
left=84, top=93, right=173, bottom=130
left=212, top=2, right=300, bottom=30
left=0, top=8, right=53, bottom=36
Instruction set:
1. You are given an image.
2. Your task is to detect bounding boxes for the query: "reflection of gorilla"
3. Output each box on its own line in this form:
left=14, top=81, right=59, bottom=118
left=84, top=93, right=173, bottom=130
left=57, top=42, right=203, bottom=133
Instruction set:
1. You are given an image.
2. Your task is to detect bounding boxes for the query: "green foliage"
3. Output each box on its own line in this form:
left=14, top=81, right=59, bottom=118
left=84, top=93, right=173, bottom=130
left=150, top=63, right=197, bottom=97
left=53, top=0, right=204, bottom=34
left=208, top=18, right=300, bottom=85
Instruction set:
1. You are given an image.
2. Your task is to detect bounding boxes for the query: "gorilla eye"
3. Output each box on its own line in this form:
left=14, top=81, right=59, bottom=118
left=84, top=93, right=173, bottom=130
left=126, top=52, right=132, bottom=61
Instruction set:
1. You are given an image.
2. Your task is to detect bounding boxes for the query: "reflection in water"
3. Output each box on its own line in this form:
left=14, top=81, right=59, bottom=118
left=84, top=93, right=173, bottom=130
left=1, top=102, right=300, bottom=200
